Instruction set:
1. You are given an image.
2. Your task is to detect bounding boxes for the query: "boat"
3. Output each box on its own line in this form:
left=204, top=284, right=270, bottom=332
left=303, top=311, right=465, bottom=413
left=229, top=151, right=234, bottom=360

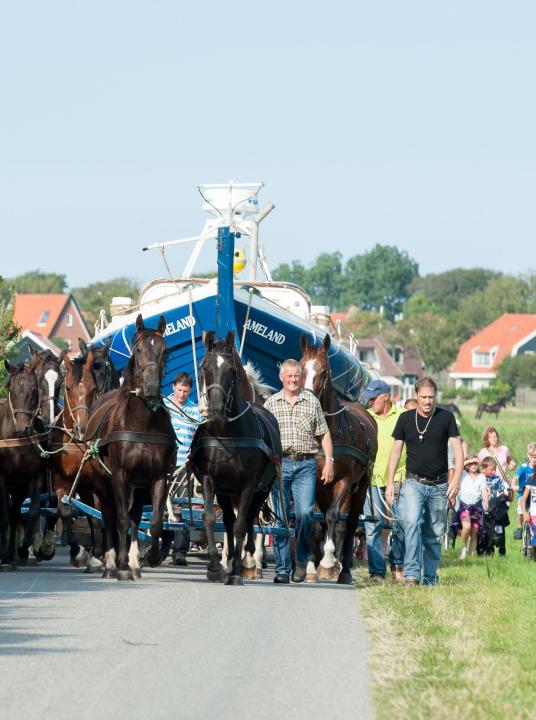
left=90, top=181, right=373, bottom=402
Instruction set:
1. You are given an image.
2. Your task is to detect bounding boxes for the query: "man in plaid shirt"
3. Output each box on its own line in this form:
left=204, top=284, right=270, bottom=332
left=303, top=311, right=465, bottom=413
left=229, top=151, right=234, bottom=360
left=265, top=359, right=334, bottom=583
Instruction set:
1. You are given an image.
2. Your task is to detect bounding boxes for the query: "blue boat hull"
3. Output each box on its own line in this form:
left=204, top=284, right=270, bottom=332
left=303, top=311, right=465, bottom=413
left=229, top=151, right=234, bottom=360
left=92, top=290, right=371, bottom=403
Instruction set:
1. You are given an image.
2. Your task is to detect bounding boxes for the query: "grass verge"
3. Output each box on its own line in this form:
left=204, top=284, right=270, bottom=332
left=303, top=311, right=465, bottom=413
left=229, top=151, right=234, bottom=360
left=357, top=408, right=536, bottom=719
left=357, top=540, right=536, bottom=719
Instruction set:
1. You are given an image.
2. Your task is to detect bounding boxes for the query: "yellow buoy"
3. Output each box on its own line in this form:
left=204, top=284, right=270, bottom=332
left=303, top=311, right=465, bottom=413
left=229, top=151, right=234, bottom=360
left=233, top=248, right=247, bottom=274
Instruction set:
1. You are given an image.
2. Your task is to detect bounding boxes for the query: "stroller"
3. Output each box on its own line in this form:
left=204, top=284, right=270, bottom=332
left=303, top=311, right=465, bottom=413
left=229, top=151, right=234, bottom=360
left=477, top=495, right=510, bottom=556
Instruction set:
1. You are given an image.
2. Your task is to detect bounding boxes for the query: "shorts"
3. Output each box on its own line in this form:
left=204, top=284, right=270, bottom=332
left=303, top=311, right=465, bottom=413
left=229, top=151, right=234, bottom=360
left=460, top=509, right=480, bottom=529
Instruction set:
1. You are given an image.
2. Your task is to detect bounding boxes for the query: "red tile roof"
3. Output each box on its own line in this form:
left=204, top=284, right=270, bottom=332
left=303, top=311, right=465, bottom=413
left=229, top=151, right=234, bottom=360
left=13, top=294, right=69, bottom=337
left=451, top=313, right=536, bottom=374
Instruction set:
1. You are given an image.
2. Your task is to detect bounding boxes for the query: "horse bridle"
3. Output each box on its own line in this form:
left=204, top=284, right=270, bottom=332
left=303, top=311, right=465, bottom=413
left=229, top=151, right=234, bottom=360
left=129, top=332, right=166, bottom=408
left=200, top=351, right=250, bottom=422
left=8, top=388, right=40, bottom=428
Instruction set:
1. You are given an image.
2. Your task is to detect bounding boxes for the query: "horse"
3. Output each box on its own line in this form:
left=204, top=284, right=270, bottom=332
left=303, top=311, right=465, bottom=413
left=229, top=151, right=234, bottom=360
left=189, top=330, right=282, bottom=585
left=0, top=362, right=44, bottom=570
left=45, top=349, right=106, bottom=570
left=28, top=346, right=64, bottom=429
left=83, top=313, right=176, bottom=580
left=79, top=337, right=121, bottom=396
left=299, top=333, right=378, bottom=584
left=475, top=397, right=507, bottom=420
left=438, top=402, right=462, bottom=417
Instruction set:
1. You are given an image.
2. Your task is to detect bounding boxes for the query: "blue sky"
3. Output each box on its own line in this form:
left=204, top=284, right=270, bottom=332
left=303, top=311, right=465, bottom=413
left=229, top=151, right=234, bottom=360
left=1, top=1, right=534, bottom=289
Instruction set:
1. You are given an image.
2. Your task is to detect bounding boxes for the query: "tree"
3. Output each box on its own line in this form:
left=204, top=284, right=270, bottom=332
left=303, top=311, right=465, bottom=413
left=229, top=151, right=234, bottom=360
left=408, top=268, right=501, bottom=312
left=10, top=270, right=67, bottom=294
left=72, top=278, right=140, bottom=330
left=393, top=312, right=459, bottom=372
left=497, top=355, right=536, bottom=391
left=342, top=244, right=418, bottom=320
left=272, top=260, right=309, bottom=290
left=345, top=308, right=386, bottom=337
left=477, top=379, right=513, bottom=404
left=307, top=252, right=344, bottom=308
left=0, top=288, right=21, bottom=397
left=456, top=276, right=529, bottom=337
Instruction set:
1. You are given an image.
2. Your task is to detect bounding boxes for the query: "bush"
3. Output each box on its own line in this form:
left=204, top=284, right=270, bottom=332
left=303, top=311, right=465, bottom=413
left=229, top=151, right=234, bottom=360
left=477, top=379, right=513, bottom=404
left=440, top=386, right=458, bottom=400
left=458, top=387, right=477, bottom=400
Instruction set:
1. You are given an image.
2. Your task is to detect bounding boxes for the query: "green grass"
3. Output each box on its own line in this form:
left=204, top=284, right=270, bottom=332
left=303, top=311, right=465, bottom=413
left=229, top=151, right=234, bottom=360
left=357, top=408, right=536, bottom=719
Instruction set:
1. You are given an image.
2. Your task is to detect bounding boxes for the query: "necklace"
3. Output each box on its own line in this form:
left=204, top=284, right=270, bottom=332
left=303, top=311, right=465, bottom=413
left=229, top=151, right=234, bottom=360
left=415, top=410, right=434, bottom=442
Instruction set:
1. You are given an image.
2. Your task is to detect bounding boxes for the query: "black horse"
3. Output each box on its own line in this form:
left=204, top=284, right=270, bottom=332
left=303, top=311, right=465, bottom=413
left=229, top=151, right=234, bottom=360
left=475, top=397, right=507, bottom=420
left=189, top=330, right=282, bottom=585
left=0, top=362, right=43, bottom=570
left=79, top=338, right=121, bottom=396
left=84, top=314, right=176, bottom=580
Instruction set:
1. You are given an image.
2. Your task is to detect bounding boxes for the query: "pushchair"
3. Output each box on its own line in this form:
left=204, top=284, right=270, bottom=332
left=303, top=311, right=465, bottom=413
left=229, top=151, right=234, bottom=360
left=477, top=495, right=510, bottom=556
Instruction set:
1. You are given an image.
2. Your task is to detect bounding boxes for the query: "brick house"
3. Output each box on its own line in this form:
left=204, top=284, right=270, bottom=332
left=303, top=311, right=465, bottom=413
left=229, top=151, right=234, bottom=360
left=13, top=293, right=90, bottom=350
left=449, top=313, right=536, bottom=390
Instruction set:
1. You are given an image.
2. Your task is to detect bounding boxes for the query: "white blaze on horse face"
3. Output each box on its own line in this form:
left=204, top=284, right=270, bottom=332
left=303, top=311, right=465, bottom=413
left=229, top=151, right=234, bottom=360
left=303, top=359, right=316, bottom=392
left=216, top=354, right=224, bottom=368
left=44, top=368, right=58, bottom=422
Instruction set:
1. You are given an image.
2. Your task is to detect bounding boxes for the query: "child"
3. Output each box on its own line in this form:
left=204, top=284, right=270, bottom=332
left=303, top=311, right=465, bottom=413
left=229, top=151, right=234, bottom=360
left=456, top=455, right=489, bottom=559
left=479, top=456, right=511, bottom=555
left=521, top=470, right=536, bottom=551
left=512, top=443, right=536, bottom=539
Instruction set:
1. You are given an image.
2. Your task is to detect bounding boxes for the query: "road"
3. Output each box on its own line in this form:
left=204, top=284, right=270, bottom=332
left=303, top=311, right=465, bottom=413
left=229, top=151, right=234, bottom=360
left=0, top=548, right=371, bottom=720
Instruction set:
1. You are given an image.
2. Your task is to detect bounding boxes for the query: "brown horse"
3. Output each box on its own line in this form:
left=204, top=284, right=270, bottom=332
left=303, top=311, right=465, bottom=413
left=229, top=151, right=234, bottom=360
left=78, top=337, right=121, bottom=396
left=475, top=397, right=507, bottom=420
left=0, top=362, right=44, bottom=570
left=299, top=334, right=377, bottom=584
left=83, top=314, right=176, bottom=580
left=45, top=349, right=108, bottom=570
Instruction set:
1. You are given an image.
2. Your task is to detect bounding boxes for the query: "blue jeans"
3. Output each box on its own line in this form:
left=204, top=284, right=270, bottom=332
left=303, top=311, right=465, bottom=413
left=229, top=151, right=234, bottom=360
left=272, top=458, right=316, bottom=575
left=398, top=478, right=449, bottom=584
left=364, top=485, right=405, bottom=577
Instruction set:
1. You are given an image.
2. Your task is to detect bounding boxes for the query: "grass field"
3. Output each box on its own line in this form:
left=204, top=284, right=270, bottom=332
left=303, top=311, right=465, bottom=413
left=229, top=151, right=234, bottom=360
left=357, top=405, right=536, bottom=720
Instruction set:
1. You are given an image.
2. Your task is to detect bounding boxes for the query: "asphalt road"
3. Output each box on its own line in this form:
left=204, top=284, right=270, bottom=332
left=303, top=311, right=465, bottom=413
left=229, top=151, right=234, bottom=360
left=0, top=548, right=371, bottom=720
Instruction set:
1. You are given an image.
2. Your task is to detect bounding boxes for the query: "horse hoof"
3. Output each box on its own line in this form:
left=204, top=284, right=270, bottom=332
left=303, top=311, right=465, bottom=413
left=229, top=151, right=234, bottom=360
left=337, top=571, right=354, bottom=585
left=0, top=563, right=15, bottom=572
left=206, top=566, right=225, bottom=583
left=317, top=565, right=337, bottom=582
left=70, top=546, right=90, bottom=569
left=84, top=557, right=104, bottom=574
left=17, top=557, right=38, bottom=567
left=36, top=549, right=55, bottom=562
left=102, top=567, right=119, bottom=579
left=255, top=568, right=263, bottom=579
left=17, top=547, right=30, bottom=560
left=225, top=574, right=244, bottom=586
left=144, top=550, right=162, bottom=568
left=305, top=572, right=318, bottom=583
left=132, top=568, right=142, bottom=579
left=117, top=570, right=134, bottom=582
left=241, top=566, right=257, bottom=580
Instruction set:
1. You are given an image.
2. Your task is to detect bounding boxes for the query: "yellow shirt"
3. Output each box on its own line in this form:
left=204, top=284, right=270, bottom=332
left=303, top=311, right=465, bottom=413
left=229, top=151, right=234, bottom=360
left=368, top=403, right=407, bottom=487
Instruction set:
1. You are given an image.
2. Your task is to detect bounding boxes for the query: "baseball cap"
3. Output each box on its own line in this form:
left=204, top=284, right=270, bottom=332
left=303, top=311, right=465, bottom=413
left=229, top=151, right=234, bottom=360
left=362, top=379, right=392, bottom=399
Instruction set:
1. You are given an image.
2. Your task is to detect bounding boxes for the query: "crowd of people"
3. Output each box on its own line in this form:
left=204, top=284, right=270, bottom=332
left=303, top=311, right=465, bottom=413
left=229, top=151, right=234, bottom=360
left=363, top=379, right=536, bottom=584
left=162, top=362, right=536, bottom=585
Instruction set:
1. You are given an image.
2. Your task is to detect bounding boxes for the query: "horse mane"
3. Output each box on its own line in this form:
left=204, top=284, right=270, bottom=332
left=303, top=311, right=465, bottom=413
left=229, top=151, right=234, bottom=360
left=243, top=361, right=271, bottom=400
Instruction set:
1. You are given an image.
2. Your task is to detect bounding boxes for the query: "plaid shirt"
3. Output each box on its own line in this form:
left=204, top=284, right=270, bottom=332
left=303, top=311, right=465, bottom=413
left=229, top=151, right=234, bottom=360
left=265, top=389, right=328, bottom=455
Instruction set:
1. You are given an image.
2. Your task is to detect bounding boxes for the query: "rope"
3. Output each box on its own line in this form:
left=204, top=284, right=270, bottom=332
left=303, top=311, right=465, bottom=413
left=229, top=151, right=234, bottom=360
left=239, top=287, right=255, bottom=358
left=188, top=285, right=200, bottom=399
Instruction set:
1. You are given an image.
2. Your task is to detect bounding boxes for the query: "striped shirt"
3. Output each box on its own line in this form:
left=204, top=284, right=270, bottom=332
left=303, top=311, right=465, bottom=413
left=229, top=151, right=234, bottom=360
left=164, top=395, right=204, bottom=466
left=265, top=389, right=328, bottom=455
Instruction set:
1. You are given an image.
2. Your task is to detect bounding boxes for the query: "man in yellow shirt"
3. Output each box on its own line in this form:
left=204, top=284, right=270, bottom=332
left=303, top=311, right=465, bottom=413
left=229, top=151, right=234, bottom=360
left=363, top=379, right=407, bottom=581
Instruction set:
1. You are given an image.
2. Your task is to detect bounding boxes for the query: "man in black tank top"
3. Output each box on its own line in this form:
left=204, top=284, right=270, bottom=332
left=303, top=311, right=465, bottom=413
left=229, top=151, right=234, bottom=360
left=386, top=377, right=463, bottom=585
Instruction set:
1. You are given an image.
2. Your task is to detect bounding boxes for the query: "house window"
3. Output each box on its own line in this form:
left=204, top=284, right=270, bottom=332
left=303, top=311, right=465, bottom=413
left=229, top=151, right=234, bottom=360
left=388, top=347, right=404, bottom=364
left=65, top=313, right=73, bottom=328
left=37, top=310, right=49, bottom=326
left=473, top=352, right=493, bottom=367
left=359, top=349, right=376, bottom=364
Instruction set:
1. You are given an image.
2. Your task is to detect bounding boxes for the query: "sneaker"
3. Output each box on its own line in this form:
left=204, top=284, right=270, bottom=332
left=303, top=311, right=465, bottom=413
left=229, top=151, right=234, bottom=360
left=513, top=528, right=523, bottom=540
left=459, top=546, right=467, bottom=560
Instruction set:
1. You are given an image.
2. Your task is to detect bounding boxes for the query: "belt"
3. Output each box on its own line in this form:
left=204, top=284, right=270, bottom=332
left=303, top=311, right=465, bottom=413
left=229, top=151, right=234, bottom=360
left=407, top=472, right=448, bottom=486
left=283, top=452, right=316, bottom=462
